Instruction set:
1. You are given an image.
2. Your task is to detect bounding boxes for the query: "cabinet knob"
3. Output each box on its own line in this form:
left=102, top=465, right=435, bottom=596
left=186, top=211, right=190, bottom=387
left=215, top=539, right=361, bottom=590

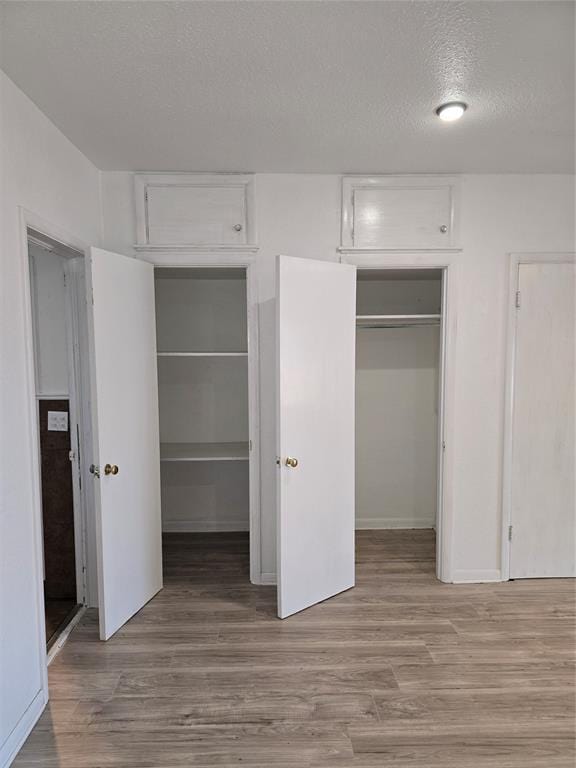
left=233, top=224, right=243, bottom=232
left=439, top=225, right=448, bottom=233
left=104, top=463, right=119, bottom=476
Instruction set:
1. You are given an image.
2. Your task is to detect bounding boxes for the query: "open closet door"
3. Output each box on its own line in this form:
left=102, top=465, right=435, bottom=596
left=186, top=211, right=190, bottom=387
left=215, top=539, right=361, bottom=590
left=277, top=255, right=357, bottom=618
left=87, top=247, right=162, bottom=640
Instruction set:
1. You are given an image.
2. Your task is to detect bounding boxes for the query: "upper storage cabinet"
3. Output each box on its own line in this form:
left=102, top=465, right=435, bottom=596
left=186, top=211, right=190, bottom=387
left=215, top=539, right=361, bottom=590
left=342, top=176, right=460, bottom=250
left=134, top=173, right=256, bottom=248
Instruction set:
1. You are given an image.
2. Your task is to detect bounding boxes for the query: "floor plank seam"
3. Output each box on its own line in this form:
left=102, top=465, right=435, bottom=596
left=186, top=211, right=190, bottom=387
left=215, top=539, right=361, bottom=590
left=15, top=530, right=576, bottom=768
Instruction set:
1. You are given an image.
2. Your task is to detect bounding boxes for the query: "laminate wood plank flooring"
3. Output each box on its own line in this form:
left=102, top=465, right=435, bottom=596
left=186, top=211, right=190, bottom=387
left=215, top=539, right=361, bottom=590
left=44, top=598, right=78, bottom=645
left=14, top=530, right=576, bottom=767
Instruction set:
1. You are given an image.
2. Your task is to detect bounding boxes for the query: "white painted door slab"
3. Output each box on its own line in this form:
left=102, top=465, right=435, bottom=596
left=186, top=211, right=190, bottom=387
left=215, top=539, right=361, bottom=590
left=276, top=255, right=357, bottom=618
left=510, top=260, right=575, bottom=578
left=88, top=248, right=162, bottom=639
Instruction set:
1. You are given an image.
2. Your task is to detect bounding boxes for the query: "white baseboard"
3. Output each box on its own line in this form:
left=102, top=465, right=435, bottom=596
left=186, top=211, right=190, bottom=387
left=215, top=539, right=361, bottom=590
left=0, top=688, right=46, bottom=768
left=451, top=569, right=502, bottom=583
left=245, top=570, right=503, bottom=588
left=162, top=521, right=249, bottom=533
left=355, top=518, right=435, bottom=530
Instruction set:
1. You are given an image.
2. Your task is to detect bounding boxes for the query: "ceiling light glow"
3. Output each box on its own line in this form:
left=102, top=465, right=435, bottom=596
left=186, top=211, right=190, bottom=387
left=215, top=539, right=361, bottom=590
left=436, top=102, right=467, bottom=122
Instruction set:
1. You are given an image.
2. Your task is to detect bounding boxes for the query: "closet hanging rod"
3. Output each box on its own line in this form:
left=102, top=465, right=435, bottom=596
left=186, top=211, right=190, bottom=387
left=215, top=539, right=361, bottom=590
left=356, top=313, right=441, bottom=329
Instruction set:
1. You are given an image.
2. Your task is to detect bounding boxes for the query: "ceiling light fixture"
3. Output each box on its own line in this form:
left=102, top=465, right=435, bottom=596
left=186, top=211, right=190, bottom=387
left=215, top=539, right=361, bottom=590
left=436, top=101, right=467, bottom=122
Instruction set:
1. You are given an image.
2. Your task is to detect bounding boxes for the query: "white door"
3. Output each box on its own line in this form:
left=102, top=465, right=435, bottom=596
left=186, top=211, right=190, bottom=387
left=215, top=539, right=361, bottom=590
left=276, top=255, right=357, bottom=618
left=510, top=260, right=575, bottom=578
left=87, top=247, right=162, bottom=639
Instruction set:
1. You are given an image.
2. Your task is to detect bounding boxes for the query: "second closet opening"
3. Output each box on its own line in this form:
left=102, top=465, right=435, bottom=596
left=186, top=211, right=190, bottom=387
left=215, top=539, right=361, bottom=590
left=355, top=268, right=443, bottom=575
left=154, top=267, right=252, bottom=585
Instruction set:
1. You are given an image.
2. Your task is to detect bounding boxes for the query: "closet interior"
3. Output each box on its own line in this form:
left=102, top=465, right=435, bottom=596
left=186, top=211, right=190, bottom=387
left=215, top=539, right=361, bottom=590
left=154, top=267, right=250, bottom=570
left=355, top=269, right=443, bottom=542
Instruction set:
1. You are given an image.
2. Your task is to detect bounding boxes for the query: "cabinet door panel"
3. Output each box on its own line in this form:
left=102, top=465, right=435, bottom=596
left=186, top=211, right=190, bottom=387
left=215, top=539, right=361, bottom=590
left=354, top=186, right=452, bottom=248
left=147, top=185, right=246, bottom=245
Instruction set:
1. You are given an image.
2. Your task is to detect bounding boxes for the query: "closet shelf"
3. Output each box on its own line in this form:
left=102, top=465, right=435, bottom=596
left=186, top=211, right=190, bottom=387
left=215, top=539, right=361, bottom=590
left=160, top=442, right=249, bottom=462
left=356, top=314, right=441, bottom=328
left=157, top=352, right=248, bottom=357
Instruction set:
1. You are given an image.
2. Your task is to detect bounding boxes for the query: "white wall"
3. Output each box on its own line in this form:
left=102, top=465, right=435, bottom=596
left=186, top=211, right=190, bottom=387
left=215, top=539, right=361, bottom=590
left=2, top=69, right=572, bottom=768
left=0, top=72, right=101, bottom=766
left=160, top=463, right=249, bottom=532
left=155, top=273, right=248, bottom=354
left=28, top=244, right=69, bottom=397
left=356, top=326, right=439, bottom=529
left=100, top=171, right=575, bottom=583
left=452, top=176, right=575, bottom=581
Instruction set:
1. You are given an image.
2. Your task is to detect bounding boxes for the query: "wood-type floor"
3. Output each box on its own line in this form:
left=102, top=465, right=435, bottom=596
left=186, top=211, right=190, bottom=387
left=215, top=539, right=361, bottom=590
left=44, top=598, right=78, bottom=646
left=15, top=531, right=576, bottom=767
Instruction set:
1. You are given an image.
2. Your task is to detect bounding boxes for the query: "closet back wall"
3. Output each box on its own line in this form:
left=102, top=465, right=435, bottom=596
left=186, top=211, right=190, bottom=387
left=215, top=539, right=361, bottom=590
left=355, top=274, right=441, bottom=530
left=100, top=172, right=575, bottom=583
left=356, top=326, right=439, bottom=529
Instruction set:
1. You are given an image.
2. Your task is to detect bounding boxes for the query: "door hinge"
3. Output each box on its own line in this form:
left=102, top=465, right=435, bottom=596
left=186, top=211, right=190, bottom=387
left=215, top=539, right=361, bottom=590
left=442, top=440, right=446, bottom=452
left=249, top=439, right=253, bottom=451
left=69, top=450, right=76, bottom=461
left=515, top=291, right=521, bottom=309
left=508, top=524, right=513, bottom=542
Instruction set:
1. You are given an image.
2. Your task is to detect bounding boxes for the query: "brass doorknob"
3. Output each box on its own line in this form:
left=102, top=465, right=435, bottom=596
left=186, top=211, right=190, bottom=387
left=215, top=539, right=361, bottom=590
left=285, top=457, right=298, bottom=468
left=104, top=464, right=119, bottom=476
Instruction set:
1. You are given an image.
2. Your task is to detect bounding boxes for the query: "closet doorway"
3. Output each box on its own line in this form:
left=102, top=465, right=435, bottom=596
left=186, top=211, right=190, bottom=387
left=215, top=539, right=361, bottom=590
left=153, top=267, right=258, bottom=589
left=355, top=268, right=445, bottom=576
left=27, top=229, right=92, bottom=653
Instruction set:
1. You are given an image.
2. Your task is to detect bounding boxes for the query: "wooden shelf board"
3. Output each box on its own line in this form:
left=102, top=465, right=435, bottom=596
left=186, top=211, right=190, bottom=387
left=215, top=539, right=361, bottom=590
left=160, top=442, right=249, bottom=462
left=157, top=352, right=248, bottom=357
left=356, top=313, right=441, bottom=328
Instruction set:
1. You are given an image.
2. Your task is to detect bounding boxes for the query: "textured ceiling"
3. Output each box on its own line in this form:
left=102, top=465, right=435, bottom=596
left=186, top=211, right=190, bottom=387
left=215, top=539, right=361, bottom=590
left=0, top=1, right=574, bottom=173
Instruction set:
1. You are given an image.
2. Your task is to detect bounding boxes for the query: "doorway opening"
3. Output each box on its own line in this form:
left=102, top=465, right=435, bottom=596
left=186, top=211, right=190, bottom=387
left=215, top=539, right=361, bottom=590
left=27, top=229, right=93, bottom=653
left=355, top=268, right=444, bottom=576
left=153, top=267, right=254, bottom=588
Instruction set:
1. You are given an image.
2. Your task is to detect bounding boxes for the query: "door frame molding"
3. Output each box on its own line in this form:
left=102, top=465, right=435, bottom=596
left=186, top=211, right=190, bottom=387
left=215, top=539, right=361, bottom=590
left=501, top=251, right=576, bottom=581
left=13, top=207, right=91, bottom=762
left=20, top=209, right=94, bottom=605
left=137, top=249, right=262, bottom=584
left=340, top=249, right=459, bottom=583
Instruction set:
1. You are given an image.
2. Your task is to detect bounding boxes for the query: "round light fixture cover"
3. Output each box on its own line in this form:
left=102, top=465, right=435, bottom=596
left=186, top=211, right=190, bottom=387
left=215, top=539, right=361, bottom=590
left=436, top=102, right=468, bottom=122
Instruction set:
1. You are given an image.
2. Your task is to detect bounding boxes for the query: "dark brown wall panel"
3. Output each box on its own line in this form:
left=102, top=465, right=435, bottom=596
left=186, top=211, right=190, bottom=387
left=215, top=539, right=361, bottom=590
left=39, top=400, right=76, bottom=600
